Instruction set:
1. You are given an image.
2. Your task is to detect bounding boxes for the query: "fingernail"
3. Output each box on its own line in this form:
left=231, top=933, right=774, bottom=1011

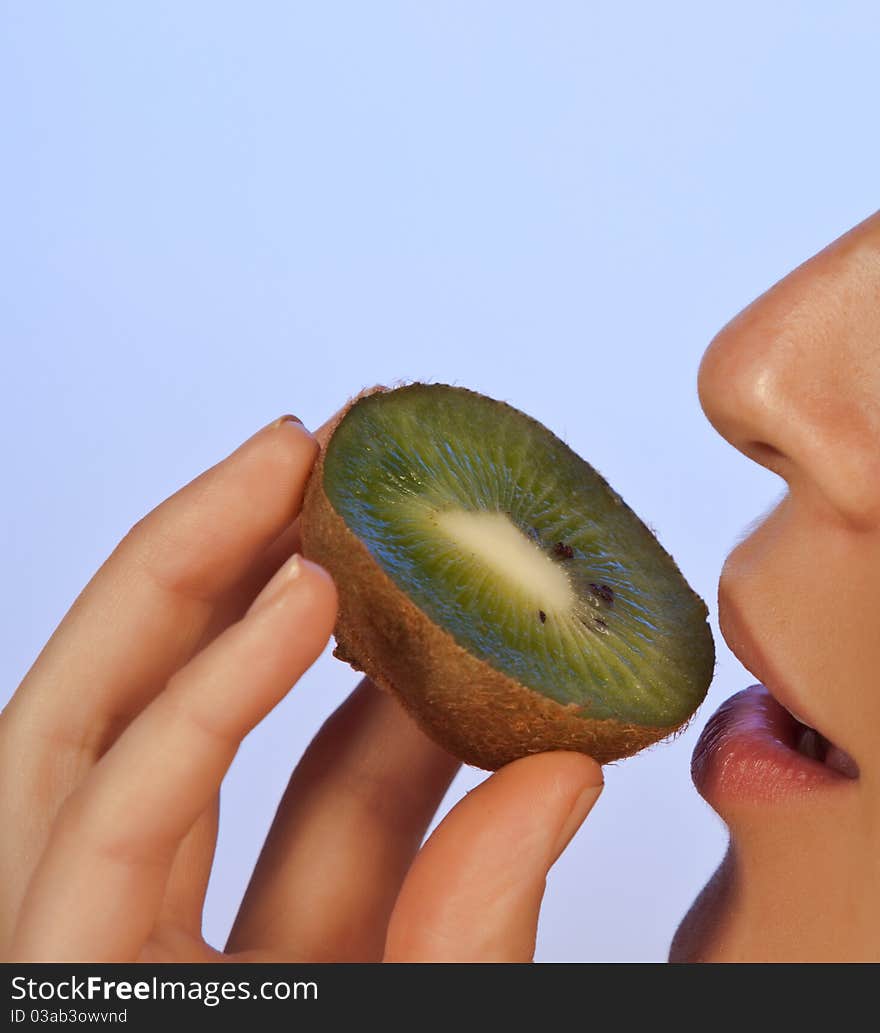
left=265, top=414, right=315, bottom=441
left=248, top=554, right=303, bottom=615
left=551, top=781, right=603, bottom=859
left=270, top=414, right=304, bottom=429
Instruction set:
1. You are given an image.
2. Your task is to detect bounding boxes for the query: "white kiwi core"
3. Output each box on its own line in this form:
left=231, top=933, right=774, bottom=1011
left=432, top=508, right=576, bottom=613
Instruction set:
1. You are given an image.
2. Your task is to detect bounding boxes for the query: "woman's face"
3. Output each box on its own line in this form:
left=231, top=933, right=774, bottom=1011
left=671, top=211, right=880, bottom=962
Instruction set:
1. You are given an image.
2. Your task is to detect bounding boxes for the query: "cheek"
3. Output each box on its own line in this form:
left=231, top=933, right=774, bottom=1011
left=720, top=498, right=880, bottom=773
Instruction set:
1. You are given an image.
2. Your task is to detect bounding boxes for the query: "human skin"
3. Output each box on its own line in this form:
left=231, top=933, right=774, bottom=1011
left=671, top=208, right=880, bottom=962
left=0, top=410, right=602, bottom=963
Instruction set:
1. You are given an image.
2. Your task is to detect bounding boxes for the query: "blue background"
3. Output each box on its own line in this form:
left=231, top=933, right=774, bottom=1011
left=2, top=2, right=878, bottom=960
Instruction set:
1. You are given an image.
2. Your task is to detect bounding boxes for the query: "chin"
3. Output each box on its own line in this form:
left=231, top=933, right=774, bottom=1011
left=669, top=829, right=880, bottom=962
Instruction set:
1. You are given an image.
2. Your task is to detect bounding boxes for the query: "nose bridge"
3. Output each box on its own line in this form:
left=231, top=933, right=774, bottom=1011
left=697, top=215, right=880, bottom=530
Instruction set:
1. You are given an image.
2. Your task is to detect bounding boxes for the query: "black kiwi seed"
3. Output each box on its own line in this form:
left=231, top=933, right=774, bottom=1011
left=590, top=582, right=616, bottom=606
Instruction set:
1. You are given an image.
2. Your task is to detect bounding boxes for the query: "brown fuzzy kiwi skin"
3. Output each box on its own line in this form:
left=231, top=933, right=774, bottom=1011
left=299, top=388, right=686, bottom=771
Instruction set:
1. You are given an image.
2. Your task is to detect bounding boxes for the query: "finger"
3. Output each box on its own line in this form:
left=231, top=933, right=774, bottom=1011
left=8, top=556, right=337, bottom=962
left=383, top=752, right=603, bottom=962
left=156, top=802, right=219, bottom=935
left=6, top=416, right=319, bottom=762
left=226, top=678, right=459, bottom=961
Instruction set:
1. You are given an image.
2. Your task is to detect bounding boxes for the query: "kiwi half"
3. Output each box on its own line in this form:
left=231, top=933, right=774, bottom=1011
left=300, top=384, right=714, bottom=769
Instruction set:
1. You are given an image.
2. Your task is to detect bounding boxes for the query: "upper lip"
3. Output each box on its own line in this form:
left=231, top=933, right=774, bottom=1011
left=717, top=581, right=826, bottom=736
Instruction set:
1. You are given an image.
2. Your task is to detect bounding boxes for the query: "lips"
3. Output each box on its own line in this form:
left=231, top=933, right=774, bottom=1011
left=692, top=685, right=857, bottom=806
left=692, top=589, right=859, bottom=809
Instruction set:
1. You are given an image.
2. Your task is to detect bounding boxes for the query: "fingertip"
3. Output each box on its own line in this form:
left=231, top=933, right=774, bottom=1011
left=294, top=557, right=339, bottom=638
left=492, top=750, right=604, bottom=803
left=298, top=552, right=338, bottom=599
left=222, top=415, right=320, bottom=527
left=269, top=413, right=317, bottom=442
left=245, top=555, right=337, bottom=646
left=548, top=758, right=605, bottom=859
left=549, top=750, right=605, bottom=800
left=478, top=751, right=604, bottom=865
left=263, top=415, right=320, bottom=464
left=504, top=748, right=604, bottom=782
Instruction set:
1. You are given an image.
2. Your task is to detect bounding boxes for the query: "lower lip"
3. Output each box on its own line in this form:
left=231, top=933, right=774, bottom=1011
left=692, top=684, right=856, bottom=809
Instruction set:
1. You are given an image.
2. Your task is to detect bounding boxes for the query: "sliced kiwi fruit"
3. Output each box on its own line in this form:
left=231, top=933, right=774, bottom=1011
left=300, top=384, right=714, bottom=769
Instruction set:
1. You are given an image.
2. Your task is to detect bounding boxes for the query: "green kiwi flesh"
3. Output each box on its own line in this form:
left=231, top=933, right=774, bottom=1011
left=300, top=384, right=715, bottom=769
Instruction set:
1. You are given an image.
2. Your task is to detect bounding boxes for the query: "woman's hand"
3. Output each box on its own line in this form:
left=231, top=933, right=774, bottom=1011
left=0, top=412, right=603, bottom=963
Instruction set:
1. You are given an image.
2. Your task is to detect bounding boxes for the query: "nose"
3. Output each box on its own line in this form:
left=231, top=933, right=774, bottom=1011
left=697, top=212, right=880, bottom=531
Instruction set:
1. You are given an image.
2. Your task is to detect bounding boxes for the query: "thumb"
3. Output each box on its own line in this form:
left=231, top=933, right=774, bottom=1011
left=383, top=751, right=603, bottom=962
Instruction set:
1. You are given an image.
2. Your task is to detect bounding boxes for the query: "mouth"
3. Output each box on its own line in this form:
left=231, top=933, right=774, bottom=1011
left=692, top=684, right=858, bottom=807
left=692, top=591, right=859, bottom=809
